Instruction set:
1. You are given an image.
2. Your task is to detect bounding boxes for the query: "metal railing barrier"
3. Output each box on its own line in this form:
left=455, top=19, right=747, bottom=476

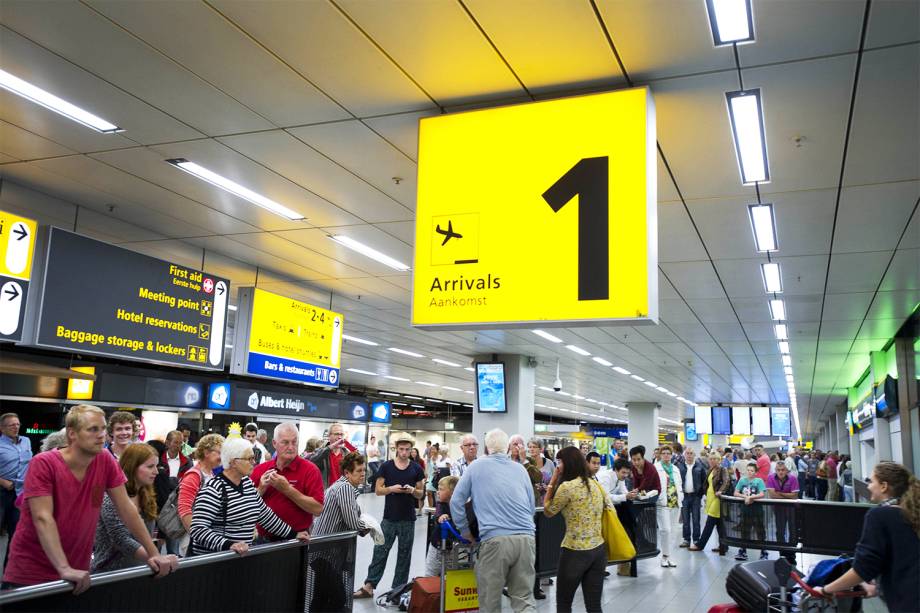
left=720, top=495, right=871, bottom=556
left=0, top=531, right=358, bottom=613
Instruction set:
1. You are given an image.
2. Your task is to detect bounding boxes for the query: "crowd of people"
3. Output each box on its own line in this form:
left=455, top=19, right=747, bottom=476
left=1, top=408, right=918, bottom=613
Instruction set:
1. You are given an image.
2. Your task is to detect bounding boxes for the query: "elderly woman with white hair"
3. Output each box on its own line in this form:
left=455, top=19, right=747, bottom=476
left=189, top=437, right=308, bottom=556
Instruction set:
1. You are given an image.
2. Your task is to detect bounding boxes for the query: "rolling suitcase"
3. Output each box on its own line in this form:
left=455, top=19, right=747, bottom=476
left=707, top=605, right=743, bottom=613
left=408, top=576, right=441, bottom=613
left=725, top=559, right=798, bottom=612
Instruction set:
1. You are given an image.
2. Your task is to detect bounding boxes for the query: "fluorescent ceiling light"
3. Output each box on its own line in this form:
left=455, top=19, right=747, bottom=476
left=705, top=0, right=754, bottom=46
left=775, top=324, right=788, bottom=340
left=592, top=357, right=613, bottom=367
left=784, top=366, right=793, bottom=375
left=557, top=391, right=571, bottom=396
left=410, top=404, right=425, bottom=408
left=769, top=299, right=786, bottom=321
left=748, top=203, right=778, bottom=252
left=392, top=402, right=407, bottom=406
left=329, top=235, right=409, bottom=271
left=726, top=89, right=770, bottom=185
left=378, top=391, right=400, bottom=397
left=165, top=159, right=304, bottom=220
left=403, top=395, right=423, bottom=400
left=538, top=386, right=553, bottom=392
left=778, top=341, right=790, bottom=354
left=656, top=387, right=669, bottom=393
left=384, top=375, right=410, bottom=382
left=0, top=68, right=122, bottom=133
left=782, top=355, right=792, bottom=366
left=427, top=399, right=444, bottom=404
left=227, top=304, right=238, bottom=312
left=565, top=344, right=590, bottom=356
left=464, top=367, right=475, bottom=372
left=586, top=398, right=597, bottom=403
left=532, top=329, right=563, bottom=343
left=388, top=347, right=424, bottom=358
left=446, top=401, right=461, bottom=406
left=644, top=381, right=657, bottom=387
left=442, top=386, right=462, bottom=391
left=612, top=366, right=631, bottom=375
left=573, top=395, right=585, bottom=400
left=667, top=392, right=678, bottom=397
left=631, top=374, right=645, bottom=381
left=342, top=334, right=378, bottom=346
left=785, top=374, right=794, bottom=383
left=432, top=358, right=461, bottom=367
left=346, top=368, right=378, bottom=376
left=415, top=381, right=438, bottom=387
left=761, top=262, right=783, bottom=294
left=464, top=390, right=474, bottom=394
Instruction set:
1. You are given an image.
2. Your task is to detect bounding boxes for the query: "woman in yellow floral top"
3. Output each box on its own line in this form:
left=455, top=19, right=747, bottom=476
left=544, top=446, right=607, bottom=613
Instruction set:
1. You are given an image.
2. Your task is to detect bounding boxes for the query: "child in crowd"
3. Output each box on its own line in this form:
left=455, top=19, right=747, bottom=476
left=734, top=461, right=767, bottom=561
left=424, top=475, right=460, bottom=576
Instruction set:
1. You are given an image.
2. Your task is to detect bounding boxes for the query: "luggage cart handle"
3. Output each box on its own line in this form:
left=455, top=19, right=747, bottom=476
left=440, top=519, right=473, bottom=544
left=790, top=571, right=865, bottom=600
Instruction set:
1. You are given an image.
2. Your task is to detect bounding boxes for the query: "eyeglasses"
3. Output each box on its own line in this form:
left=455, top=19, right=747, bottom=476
left=236, top=456, right=257, bottom=464
left=461, top=443, right=479, bottom=448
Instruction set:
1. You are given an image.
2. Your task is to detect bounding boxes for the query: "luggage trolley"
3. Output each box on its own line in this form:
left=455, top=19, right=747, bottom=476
left=437, top=520, right=478, bottom=613
left=766, top=560, right=864, bottom=613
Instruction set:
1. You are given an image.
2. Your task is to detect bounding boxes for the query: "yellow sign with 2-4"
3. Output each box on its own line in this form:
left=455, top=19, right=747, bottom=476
left=412, top=88, right=657, bottom=329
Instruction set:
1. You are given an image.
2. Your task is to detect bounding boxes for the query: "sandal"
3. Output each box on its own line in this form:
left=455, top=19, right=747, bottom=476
left=353, top=586, right=374, bottom=599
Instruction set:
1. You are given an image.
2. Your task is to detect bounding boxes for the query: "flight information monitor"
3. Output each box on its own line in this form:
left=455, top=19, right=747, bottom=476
left=771, top=406, right=791, bottom=437
left=752, top=406, right=772, bottom=436
left=695, top=405, right=713, bottom=434
left=712, top=406, right=731, bottom=435
left=732, top=406, right=751, bottom=435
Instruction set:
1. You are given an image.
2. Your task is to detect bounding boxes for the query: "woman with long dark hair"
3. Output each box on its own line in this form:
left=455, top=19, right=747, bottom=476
left=816, top=462, right=919, bottom=612
left=544, top=446, right=607, bottom=613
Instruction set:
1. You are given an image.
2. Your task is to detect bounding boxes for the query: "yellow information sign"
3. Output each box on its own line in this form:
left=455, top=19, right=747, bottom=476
left=412, top=88, right=657, bottom=329
left=0, top=210, right=37, bottom=281
left=232, top=288, right=344, bottom=388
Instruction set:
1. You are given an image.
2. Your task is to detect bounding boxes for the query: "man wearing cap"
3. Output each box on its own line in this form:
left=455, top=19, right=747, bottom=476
left=354, top=434, right=425, bottom=600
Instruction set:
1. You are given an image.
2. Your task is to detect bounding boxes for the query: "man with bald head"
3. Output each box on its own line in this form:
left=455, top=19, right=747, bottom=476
left=252, top=422, right=324, bottom=540
left=452, top=434, right=479, bottom=478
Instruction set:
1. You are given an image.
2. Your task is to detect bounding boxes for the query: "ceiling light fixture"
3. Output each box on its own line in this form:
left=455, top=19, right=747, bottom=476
left=565, top=344, right=591, bottom=356
left=227, top=304, right=238, bottom=312
left=705, top=0, right=755, bottom=46
left=403, top=395, right=423, bottom=400
left=346, top=368, right=378, bottom=376
left=432, top=358, right=461, bottom=367
left=782, top=355, right=792, bottom=366
left=775, top=324, right=788, bottom=340
left=329, top=235, right=410, bottom=271
left=378, top=391, right=400, bottom=397
left=388, top=347, right=424, bottom=358
left=442, top=386, right=462, bottom=391
left=415, top=381, right=438, bottom=387
left=384, top=375, right=410, bottom=381
left=630, top=375, right=645, bottom=382
left=592, top=357, right=613, bottom=367
left=769, top=299, right=786, bottom=321
left=0, top=68, right=122, bottom=133
left=464, top=366, right=475, bottom=372
left=532, top=329, right=563, bottom=343
left=644, top=381, right=657, bottom=387
left=784, top=366, right=793, bottom=375
left=165, top=159, right=304, bottom=220
left=761, top=262, right=783, bottom=293
left=667, top=391, right=678, bottom=397
left=778, top=341, right=790, bottom=354
left=748, top=203, right=778, bottom=252
left=726, top=89, right=770, bottom=185
left=342, top=334, right=378, bottom=346
left=612, top=366, right=631, bottom=375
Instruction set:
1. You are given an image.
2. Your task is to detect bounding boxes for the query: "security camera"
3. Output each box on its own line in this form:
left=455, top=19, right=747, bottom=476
left=553, top=359, right=562, bottom=392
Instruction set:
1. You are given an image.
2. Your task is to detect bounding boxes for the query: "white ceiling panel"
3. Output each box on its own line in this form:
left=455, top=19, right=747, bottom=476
left=362, top=110, right=439, bottom=162
left=659, top=261, right=724, bottom=299
left=685, top=299, right=738, bottom=324
left=658, top=201, right=708, bottom=262
left=187, top=235, right=329, bottom=282
left=374, top=221, right=416, bottom=246
left=121, top=238, right=205, bottom=271
left=211, top=0, right=436, bottom=116
left=865, top=289, right=920, bottom=321
left=0, top=2, right=273, bottom=136
left=0, top=120, right=75, bottom=160
left=865, top=0, right=920, bottom=47
left=337, top=0, right=524, bottom=105
left=879, top=248, right=919, bottom=291
left=278, top=226, right=413, bottom=277
left=826, top=250, right=894, bottom=293
left=834, top=182, right=920, bottom=253
left=287, top=121, right=417, bottom=208
left=845, top=45, right=920, bottom=186
left=821, top=292, right=875, bottom=321
left=227, top=232, right=370, bottom=280
left=85, top=0, right=349, bottom=128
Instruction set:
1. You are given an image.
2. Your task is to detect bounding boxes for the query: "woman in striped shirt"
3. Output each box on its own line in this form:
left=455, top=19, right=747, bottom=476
left=190, top=438, right=308, bottom=555
left=313, top=452, right=366, bottom=536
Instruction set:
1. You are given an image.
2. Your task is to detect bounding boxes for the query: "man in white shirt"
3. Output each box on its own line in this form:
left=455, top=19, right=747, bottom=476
left=677, top=448, right=706, bottom=547
left=451, top=434, right=479, bottom=478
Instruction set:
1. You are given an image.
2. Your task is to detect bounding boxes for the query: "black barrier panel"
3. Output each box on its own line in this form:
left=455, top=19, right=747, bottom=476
left=796, top=502, right=870, bottom=556
left=721, top=497, right=798, bottom=553
left=305, top=531, right=357, bottom=612
left=627, top=501, right=660, bottom=559
left=535, top=512, right=566, bottom=577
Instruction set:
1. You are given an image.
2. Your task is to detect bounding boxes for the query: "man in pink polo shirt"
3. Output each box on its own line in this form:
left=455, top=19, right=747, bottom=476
left=2, top=405, right=176, bottom=593
left=753, top=444, right=771, bottom=482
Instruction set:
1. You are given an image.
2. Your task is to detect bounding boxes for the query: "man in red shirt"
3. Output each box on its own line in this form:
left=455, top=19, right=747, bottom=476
left=629, top=445, right=661, bottom=497
left=252, top=422, right=324, bottom=538
left=753, top=444, right=771, bottom=482
left=310, top=422, right=358, bottom=488
left=2, top=405, right=176, bottom=593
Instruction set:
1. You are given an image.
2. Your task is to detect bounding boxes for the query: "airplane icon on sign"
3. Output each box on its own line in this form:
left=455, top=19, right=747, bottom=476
left=435, top=220, right=462, bottom=246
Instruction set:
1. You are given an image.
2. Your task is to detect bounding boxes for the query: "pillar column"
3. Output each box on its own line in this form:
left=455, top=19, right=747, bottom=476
left=835, top=404, right=850, bottom=456
left=869, top=350, right=893, bottom=462
left=626, top=402, right=659, bottom=457
left=894, top=337, right=917, bottom=473
left=471, top=354, right=535, bottom=443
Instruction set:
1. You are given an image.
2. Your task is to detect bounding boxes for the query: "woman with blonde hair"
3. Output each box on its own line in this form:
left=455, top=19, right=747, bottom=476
left=816, top=462, right=919, bottom=612
left=92, top=443, right=178, bottom=572
left=177, top=433, right=225, bottom=533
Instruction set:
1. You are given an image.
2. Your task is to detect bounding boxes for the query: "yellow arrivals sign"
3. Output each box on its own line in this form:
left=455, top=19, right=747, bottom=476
left=231, top=288, right=344, bottom=388
left=412, top=88, right=657, bottom=329
left=444, top=569, right=479, bottom=612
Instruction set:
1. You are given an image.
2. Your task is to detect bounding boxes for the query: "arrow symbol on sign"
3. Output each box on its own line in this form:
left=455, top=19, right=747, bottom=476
left=4, top=285, right=19, bottom=301
left=12, top=224, right=28, bottom=241
left=217, top=284, right=225, bottom=295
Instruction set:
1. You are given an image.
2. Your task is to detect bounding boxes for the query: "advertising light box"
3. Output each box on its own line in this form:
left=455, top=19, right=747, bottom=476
left=232, top=288, right=343, bottom=388
left=412, top=88, right=657, bottom=330
left=771, top=406, right=791, bottom=437
left=24, top=228, right=228, bottom=370
left=476, top=362, right=507, bottom=413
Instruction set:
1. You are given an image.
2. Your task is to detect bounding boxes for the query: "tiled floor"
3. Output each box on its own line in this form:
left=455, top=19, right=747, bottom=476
left=351, top=493, right=887, bottom=613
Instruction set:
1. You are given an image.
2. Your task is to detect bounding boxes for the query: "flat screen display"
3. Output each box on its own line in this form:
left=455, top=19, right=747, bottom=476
left=732, top=406, right=751, bottom=435
left=695, top=406, right=713, bottom=434
left=752, top=406, right=771, bottom=436
left=685, top=421, right=698, bottom=441
left=475, top=362, right=507, bottom=413
left=712, top=406, right=731, bottom=435
left=771, top=406, right=791, bottom=437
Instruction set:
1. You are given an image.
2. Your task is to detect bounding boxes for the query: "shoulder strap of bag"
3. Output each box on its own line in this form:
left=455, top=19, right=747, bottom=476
left=591, top=477, right=611, bottom=509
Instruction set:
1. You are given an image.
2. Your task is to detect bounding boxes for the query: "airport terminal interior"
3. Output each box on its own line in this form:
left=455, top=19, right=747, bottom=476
left=0, top=0, right=917, bottom=612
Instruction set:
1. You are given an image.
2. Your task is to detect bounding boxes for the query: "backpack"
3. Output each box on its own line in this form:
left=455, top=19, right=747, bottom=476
left=156, top=468, right=205, bottom=540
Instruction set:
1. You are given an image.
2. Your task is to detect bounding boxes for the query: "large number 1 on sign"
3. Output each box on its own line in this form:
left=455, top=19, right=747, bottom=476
left=541, top=157, right=609, bottom=301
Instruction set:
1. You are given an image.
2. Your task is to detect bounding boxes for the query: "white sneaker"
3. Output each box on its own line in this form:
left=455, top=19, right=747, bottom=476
left=660, top=557, right=671, bottom=568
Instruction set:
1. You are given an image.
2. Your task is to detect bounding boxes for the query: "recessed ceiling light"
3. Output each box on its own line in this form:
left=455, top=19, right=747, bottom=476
left=784, top=366, right=793, bottom=375
left=427, top=399, right=444, bottom=403
left=769, top=299, right=786, bottom=321
left=343, top=334, right=378, bottom=346
left=166, top=159, right=305, bottom=220
left=586, top=398, right=597, bottom=403
left=442, top=386, right=462, bottom=391
left=557, top=391, right=571, bottom=396
left=778, top=341, right=790, bottom=354
left=573, top=395, right=585, bottom=400
left=667, top=392, right=678, bottom=397
left=410, top=404, right=425, bottom=409
left=403, top=395, right=423, bottom=400
left=432, top=358, right=461, bottom=367
left=761, top=262, right=783, bottom=294
left=415, top=381, right=438, bottom=387
left=775, top=324, right=788, bottom=340
left=228, top=304, right=238, bottom=312
left=464, top=390, right=473, bottom=394
left=388, top=347, right=424, bottom=358
left=329, top=235, right=410, bottom=271
left=705, top=0, right=755, bottom=47
left=565, top=345, right=590, bottom=356
left=631, top=374, right=645, bottom=381
left=464, top=367, right=475, bottom=372
left=378, top=391, right=400, bottom=397
left=592, top=357, right=613, bottom=367
left=748, top=203, right=778, bottom=252
left=384, top=375, right=410, bottom=382
left=726, top=89, right=769, bottom=185
left=612, top=366, right=631, bottom=375
left=392, top=401, right=407, bottom=406
left=532, top=329, right=563, bottom=343
left=782, top=355, right=792, bottom=366
left=346, top=368, right=378, bottom=376
left=644, top=381, right=657, bottom=387
left=656, top=387, right=669, bottom=393
left=0, top=68, right=122, bottom=133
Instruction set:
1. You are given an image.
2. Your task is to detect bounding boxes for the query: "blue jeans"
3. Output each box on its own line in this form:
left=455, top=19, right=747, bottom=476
left=364, top=519, right=415, bottom=590
left=681, top=493, right=702, bottom=543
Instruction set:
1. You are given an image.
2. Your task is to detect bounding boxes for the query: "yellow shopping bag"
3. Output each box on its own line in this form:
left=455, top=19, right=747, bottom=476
left=594, top=480, right=636, bottom=561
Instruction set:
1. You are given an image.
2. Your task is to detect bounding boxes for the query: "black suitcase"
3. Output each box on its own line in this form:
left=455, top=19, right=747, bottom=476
left=725, top=559, right=798, bottom=612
